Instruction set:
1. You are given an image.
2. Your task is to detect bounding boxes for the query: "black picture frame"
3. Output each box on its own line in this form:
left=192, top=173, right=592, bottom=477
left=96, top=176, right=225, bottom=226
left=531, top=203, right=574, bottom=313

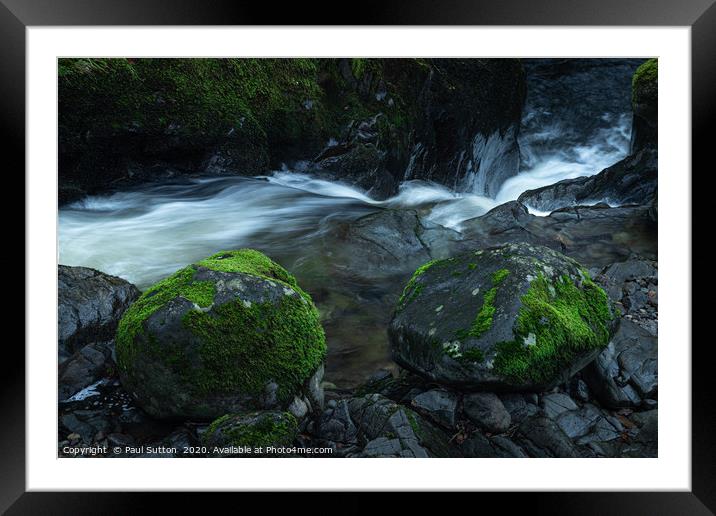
left=6, top=0, right=711, bottom=511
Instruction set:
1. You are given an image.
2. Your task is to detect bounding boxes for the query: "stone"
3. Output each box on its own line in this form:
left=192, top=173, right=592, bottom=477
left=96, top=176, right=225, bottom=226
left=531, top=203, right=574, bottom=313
left=116, top=249, right=326, bottom=420
left=410, top=389, right=459, bottom=429
left=58, top=265, right=139, bottom=360
left=58, top=341, right=113, bottom=401
left=540, top=393, right=578, bottom=419
left=583, top=319, right=657, bottom=408
left=202, top=411, right=299, bottom=457
left=463, top=393, right=511, bottom=434
left=389, top=243, right=617, bottom=390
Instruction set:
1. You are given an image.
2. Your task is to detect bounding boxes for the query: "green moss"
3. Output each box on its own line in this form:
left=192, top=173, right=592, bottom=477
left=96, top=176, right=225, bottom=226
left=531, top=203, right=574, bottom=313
left=397, top=259, right=441, bottom=309
left=116, top=266, right=216, bottom=370
left=459, top=268, right=511, bottom=341
left=632, top=58, right=657, bottom=106
left=116, top=249, right=326, bottom=402
left=406, top=410, right=421, bottom=437
left=491, top=268, right=510, bottom=285
left=204, top=411, right=298, bottom=448
left=493, top=271, right=613, bottom=385
left=197, top=249, right=312, bottom=302
left=181, top=293, right=326, bottom=401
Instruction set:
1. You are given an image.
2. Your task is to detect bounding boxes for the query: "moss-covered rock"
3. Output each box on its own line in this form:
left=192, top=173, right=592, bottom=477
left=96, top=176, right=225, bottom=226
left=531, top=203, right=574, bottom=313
left=389, top=243, right=617, bottom=390
left=202, top=411, right=299, bottom=456
left=58, top=58, right=526, bottom=203
left=630, top=58, right=657, bottom=152
left=116, top=249, right=326, bottom=420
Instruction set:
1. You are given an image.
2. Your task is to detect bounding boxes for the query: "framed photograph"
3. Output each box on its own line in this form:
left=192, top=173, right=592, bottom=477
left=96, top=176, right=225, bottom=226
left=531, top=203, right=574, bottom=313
left=8, top=0, right=711, bottom=510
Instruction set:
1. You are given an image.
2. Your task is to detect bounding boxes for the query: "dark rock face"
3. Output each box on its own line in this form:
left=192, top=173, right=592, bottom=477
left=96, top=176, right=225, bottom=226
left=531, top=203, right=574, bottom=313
left=59, top=58, right=526, bottom=203
left=345, top=394, right=459, bottom=457
left=630, top=59, right=657, bottom=153
left=459, top=201, right=657, bottom=269
left=315, top=59, right=526, bottom=198
left=410, top=389, right=459, bottom=429
left=58, top=341, right=113, bottom=401
left=389, top=243, right=617, bottom=391
left=58, top=265, right=140, bottom=361
left=583, top=320, right=658, bottom=408
left=517, top=147, right=657, bottom=213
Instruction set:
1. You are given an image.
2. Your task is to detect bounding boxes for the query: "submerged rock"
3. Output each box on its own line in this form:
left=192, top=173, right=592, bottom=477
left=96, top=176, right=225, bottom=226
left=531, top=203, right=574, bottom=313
left=116, top=249, right=326, bottom=420
left=389, top=243, right=617, bottom=390
left=58, top=265, right=140, bottom=361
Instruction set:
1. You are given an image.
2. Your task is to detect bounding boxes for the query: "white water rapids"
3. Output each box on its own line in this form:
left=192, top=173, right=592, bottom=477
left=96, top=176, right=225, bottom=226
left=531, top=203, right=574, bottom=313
left=59, top=114, right=630, bottom=289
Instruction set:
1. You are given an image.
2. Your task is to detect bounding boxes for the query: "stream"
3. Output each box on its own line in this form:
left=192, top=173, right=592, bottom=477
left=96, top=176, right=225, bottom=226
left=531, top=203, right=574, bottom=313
left=59, top=104, right=632, bottom=388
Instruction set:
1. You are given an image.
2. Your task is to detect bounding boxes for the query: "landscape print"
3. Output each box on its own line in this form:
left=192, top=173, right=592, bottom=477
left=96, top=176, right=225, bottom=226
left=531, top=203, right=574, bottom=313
left=58, top=58, right=657, bottom=458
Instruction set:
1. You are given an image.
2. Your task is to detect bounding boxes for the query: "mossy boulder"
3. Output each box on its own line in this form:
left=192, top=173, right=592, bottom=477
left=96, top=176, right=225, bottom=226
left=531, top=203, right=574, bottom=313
left=388, top=243, right=617, bottom=391
left=116, top=249, right=326, bottom=420
left=630, top=58, right=657, bottom=152
left=202, top=411, right=299, bottom=456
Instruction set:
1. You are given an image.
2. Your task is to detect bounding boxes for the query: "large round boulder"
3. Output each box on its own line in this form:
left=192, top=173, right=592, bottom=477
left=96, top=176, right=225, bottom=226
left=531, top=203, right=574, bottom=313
left=116, top=249, right=326, bottom=420
left=389, top=243, right=616, bottom=391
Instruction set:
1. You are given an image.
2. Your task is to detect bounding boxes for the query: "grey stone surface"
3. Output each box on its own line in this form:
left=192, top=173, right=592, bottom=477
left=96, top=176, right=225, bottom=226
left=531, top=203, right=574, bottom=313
left=463, top=392, right=512, bottom=433
left=58, top=265, right=140, bottom=360
left=410, top=389, right=459, bottom=429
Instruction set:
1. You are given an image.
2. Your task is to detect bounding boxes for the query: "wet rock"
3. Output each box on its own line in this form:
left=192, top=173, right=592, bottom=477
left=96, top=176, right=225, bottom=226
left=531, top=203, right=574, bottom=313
left=116, top=249, right=326, bottom=420
left=583, top=319, right=657, bottom=408
left=463, top=393, right=511, bottom=433
left=460, top=203, right=657, bottom=270
left=389, top=243, right=617, bottom=390
left=410, top=389, right=459, bottom=429
left=58, top=342, right=113, bottom=401
left=202, top=411, right=299, bottom=457
left=322, top=209, right=462, bottom=279
left=316, top=400, right=359, bottom=444
left=58, top=265, right=140, bottom=361
left=499, top=393, right=539, bottom=424
left=517, top=147, right=657, bottom=213
left=568, top=377, right=590, bottom=403
left=554, top=404, right=604, bottom=439
left=347, top=394, right=458, bottom=457
left=514, top=416, right=581, bottom=457
left=540, top=392, right=579, bottom=419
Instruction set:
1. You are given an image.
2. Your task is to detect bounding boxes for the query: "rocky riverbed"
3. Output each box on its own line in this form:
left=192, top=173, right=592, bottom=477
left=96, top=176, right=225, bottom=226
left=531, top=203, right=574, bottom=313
left=57, top=57, right=658, bottom=458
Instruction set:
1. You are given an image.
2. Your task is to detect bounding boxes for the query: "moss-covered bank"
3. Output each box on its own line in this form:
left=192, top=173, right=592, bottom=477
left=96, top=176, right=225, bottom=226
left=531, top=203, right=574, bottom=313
left=59, top=58, right=526, bottom=203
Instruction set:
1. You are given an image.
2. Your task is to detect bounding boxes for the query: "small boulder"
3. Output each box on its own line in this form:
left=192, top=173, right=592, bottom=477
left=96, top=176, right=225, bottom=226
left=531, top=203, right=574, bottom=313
left=202, top=411, right=299, bottom=456
left=58, top=265, right=140, bottom=361
left=116, top=249, right=326, bottom=420
left=463, top=392, right=511, bottom=434
left=389, top=243, right=617, bottom=390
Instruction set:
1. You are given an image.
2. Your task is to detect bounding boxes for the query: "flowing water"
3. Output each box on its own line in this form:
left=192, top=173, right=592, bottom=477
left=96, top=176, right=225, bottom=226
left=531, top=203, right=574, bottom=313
left=59, top=75, right=634, bottom=388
